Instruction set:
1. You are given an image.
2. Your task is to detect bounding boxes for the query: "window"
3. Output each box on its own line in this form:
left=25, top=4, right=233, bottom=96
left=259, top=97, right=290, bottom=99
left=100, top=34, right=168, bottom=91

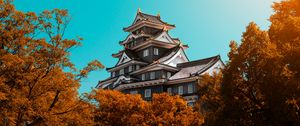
left=130, top=90, right=138, bottom=94
left=143, top=49, right=149, bottom=57
left=119, top=69, right=124, bottom=75
left=145, top=89, right=151, bottom=98
left=154, top=48, right=159, bottom=55
left=188, top=84, right=193, bottom=93
left=128, top=66, right=132, bottom=72
left=111, top=72, right=114, bottom=77
left=141, top=74, right=145, bottom=81
left=167, top=72, right=171, bottom=78
left=150, top=72, right=155, bottom=80
left=167, top=87, right=172, bottom=95
left=136, top=65, right=140, bottom=70
left=187, top=101, right=195, bottom=107
left=178, top=86, right=183, bottom=95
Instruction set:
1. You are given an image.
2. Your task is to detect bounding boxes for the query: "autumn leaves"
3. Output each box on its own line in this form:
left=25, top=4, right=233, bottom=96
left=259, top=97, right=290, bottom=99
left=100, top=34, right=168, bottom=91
left=197, top=0, right=300, bottom=125
left=90, top=90, right=203, bottom=125
left=1, top=0, right=300, bottom=125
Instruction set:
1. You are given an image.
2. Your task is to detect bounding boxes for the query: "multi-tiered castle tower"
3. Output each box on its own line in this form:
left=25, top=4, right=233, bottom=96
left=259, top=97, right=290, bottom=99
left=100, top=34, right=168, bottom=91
left=97, top=9, right=224, bottom=105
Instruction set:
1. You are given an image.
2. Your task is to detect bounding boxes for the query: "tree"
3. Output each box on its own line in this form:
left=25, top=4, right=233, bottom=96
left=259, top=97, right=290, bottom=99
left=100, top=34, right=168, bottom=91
left=90, top=90, right=204, bottom=126
left=0, top=0, right=104, bottom=125
left=197, top=0, right=300, bottom=125
left=196, top=73, right=223, bottom=125
left=1, top=1, right=202, bottom=125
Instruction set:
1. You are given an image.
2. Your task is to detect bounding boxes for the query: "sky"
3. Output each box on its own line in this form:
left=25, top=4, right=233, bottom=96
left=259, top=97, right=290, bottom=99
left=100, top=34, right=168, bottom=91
left=14, top=0, right=280, bottom=93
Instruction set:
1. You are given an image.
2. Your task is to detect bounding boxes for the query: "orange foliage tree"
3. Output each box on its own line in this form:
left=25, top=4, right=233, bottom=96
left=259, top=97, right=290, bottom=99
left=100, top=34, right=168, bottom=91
left=196, top=73, right=223, bottom=125
left=90, top=90, right=204, bottom=126
left=197, top=0, right=300, bottom=125
left=0, top=0, right=104, bottom=125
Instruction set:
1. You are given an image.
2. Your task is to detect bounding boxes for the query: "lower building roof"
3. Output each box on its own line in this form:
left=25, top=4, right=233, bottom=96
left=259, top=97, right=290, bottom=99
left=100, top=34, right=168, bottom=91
left=169, top=55, right=222, bottom=80
left=97, top=55, right=224, bottom=90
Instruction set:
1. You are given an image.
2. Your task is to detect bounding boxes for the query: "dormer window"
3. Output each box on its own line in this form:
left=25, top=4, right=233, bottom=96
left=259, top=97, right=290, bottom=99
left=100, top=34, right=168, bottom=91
left=154, top=48, right=159, bottom=55
left=143, top=49, right=149, bottom=57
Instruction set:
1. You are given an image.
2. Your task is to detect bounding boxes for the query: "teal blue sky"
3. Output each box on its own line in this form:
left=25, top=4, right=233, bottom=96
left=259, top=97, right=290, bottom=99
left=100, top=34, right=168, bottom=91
left=14, top=0, right=279, bottom=93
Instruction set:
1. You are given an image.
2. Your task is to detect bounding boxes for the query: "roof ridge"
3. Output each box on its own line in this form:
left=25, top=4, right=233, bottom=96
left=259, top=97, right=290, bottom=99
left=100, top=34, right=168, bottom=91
left=157, top=45, right=181, bottom=62
left=140, top=12, right=158, bottom=18
left=177, top=55, right=220, bottom=68
left=194, top=56, right=219, bottom=75
left=139, top=12, right=175, bottom=27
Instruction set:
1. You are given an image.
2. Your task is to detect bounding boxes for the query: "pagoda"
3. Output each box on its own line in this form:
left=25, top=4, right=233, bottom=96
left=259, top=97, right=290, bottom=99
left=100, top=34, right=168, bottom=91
left=96, top=9, right=224, bottom=105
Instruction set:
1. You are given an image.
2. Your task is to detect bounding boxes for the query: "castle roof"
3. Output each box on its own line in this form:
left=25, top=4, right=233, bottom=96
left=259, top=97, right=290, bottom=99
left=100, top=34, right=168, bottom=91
left=157, top=46, right=181, bottom=63
left=169, top=55, right=222, bottom=80
left=139, top=12, right=167, bottom=25
left=123, top=9, right=175, bottom=32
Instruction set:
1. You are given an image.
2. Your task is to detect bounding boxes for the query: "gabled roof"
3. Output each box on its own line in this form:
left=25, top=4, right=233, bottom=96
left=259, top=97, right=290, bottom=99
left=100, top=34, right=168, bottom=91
left=124, top=50, right=140, bottom=60
left=157, top=46, right=181, bottom=63
left=152, top=31, right=178, bottom=44
left=120, top=31, right=182, bottom=47
left=112, top=49, right=139, bottom=59
left=114, top=79, right=166, bottom=90
left=157, top=46, right=189, bottom=66
left=108, top=50, right=148, bottom=71
left=130, top=63, right=179, bottom=75
left=131, top=39, right=178, bottom=51
left=123, top=9, right=175, bottom=32
left=169, top=55, right=223, bottom=80
left=134, top=11, right=174, bottom=26
left=119, top=33, right=152, bottom=45
left=177, top=55, right=220, bottom=68
left=115, top=52, right=131, bottom=66
left=107, top=60, right=148, bottom=72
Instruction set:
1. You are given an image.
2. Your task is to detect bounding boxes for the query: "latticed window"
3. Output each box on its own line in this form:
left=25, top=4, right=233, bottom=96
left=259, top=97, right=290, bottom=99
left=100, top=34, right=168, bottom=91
left=141, top=74, right=145, bottom=80
left=128, top=66, right=132, bottom=72
left=120, top=69, right=124, bottom=75
left=167, top=72, right=171, bottom=78
left=143, top=49, right=149, bottom=57
left=154, top=48, right=159, bottom=55
left=188, top=84, right=193, bottom=93
left=167, top=87, right=172, bottom=95
left=150, top=72, right=155, bottom=80
left=130, top=90, right=138, bottom=94
left=145, top=89, right=151, bottom=98
left=178, top=86, right=183, bottom=95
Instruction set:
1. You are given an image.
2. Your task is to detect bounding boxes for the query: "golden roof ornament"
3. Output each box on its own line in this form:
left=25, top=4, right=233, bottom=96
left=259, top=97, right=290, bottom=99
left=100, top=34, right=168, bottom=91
left=137, top=8, right=141, bottom=13
left=157, top=12, right=160, bottom=19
